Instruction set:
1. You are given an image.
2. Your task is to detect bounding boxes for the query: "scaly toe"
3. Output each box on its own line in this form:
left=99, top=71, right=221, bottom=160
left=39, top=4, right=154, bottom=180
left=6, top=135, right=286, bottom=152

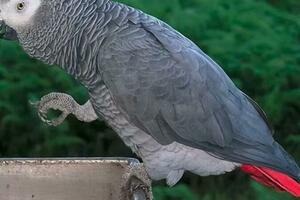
left=38, top=111, right=49, bottom=123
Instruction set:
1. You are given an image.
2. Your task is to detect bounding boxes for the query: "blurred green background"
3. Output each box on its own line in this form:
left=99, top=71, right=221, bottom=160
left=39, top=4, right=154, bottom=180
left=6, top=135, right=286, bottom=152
left=0, top=0, right=299, bottom=199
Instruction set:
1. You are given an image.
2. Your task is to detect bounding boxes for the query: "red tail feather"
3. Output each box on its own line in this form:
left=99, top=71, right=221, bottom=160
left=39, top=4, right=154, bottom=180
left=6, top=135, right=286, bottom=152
left=241, top=164, right=300, bottom=197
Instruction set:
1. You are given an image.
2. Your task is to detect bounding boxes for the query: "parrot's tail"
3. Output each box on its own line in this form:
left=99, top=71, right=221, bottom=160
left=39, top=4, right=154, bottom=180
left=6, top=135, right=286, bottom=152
left=241, top=164, right=300, bottom=197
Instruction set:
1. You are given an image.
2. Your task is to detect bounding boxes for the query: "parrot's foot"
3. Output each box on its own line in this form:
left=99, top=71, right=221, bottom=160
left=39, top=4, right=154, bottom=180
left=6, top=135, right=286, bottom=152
left=121, top=163, right=152, bottom=200
left=31, top=92, right=98, bottom=126
left=131, top=182, right=150, bottom=200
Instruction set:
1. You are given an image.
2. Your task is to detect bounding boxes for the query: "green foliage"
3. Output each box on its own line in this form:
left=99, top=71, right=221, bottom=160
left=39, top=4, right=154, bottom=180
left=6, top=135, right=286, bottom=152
left=153, top=185, right=200, bottom=200
left=263, top=0, right=300, bottom=14
left=0, top=0, right=299, bottom=199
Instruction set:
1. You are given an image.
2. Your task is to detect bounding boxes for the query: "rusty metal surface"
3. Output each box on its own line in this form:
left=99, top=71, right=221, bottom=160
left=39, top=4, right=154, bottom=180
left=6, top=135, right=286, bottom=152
left=0, top=158, right=152, bottom=200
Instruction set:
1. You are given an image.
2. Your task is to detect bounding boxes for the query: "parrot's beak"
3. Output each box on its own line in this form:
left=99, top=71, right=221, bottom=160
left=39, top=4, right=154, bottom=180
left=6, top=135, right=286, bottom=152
left=0, top=19, right=18, bottom=41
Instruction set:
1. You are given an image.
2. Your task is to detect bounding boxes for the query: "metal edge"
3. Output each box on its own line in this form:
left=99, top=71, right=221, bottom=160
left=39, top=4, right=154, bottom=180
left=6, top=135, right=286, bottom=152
left=0, top=157, right=140, bottom=165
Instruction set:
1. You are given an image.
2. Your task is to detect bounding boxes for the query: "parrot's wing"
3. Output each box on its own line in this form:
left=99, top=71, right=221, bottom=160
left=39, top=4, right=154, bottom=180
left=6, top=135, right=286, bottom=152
left=100, top=15, right=299, bottom=178
left=101, top=15, right=270, bottom=147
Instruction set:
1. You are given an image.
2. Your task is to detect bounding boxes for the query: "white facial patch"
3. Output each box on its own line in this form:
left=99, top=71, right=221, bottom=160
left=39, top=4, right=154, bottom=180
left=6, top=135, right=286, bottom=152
left=0, top=0, right=41, bottom=28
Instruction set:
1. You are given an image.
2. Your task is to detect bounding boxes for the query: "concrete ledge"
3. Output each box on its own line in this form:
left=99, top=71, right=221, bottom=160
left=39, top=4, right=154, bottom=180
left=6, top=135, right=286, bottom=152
left=0, top=158, right=152, bottom=200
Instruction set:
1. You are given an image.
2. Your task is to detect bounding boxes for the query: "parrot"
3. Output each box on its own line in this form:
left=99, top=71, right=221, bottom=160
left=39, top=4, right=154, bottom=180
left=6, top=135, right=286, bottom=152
left=0, top=0, right=300, bottom=197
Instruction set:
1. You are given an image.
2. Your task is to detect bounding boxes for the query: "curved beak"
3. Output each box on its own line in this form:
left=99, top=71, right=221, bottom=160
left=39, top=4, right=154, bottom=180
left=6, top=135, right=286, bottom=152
left=0, top=19, right=18, bottom=41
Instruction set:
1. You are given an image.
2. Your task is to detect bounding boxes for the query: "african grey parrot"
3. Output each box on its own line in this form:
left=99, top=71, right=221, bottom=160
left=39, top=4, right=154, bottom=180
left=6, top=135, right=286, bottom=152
left=0, top=0, right=300, bottom=196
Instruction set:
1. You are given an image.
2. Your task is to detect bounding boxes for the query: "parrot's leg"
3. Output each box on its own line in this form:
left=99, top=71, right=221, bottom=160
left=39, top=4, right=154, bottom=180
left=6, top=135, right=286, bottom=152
left=31, top=92, right=98, bottom=126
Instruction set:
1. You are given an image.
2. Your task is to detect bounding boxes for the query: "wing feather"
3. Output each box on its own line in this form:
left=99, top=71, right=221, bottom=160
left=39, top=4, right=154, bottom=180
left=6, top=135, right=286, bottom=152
left=99, top=12, right=300, bottom=179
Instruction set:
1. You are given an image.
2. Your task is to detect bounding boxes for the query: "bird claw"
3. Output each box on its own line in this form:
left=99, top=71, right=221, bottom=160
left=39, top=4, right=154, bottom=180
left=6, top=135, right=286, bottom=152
left=132, top=184, right=149, bottom=200
left=37, top=110, right=54, bottom=126
left=31, top=93, right=75, bottom=127
left=47, top=112, right=68, bottom=127
left=36, top=108, right=51, bottom=125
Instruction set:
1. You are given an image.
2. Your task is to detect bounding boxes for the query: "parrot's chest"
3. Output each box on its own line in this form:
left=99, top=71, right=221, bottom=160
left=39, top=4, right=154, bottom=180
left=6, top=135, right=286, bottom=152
left=89, top=84, right=239, bottom=181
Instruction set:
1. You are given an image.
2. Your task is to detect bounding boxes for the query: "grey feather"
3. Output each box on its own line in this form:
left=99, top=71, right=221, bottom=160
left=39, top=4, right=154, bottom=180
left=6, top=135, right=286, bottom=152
left=98, top=5, right=300, bottom=180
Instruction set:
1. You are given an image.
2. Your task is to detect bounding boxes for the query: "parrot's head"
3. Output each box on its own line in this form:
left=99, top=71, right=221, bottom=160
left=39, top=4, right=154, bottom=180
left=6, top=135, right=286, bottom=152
left=0, top=0, right=70, bottom=62
left=0, top=0, right=55, bottom=63
left=0, top=0, right=99, bottom=64
left=0, top=0, right=47, bottom=41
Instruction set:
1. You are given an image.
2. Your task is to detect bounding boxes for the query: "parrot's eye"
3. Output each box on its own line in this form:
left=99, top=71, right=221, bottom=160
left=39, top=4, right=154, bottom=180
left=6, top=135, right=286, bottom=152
left=16, top=2, right=25, bottom=11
